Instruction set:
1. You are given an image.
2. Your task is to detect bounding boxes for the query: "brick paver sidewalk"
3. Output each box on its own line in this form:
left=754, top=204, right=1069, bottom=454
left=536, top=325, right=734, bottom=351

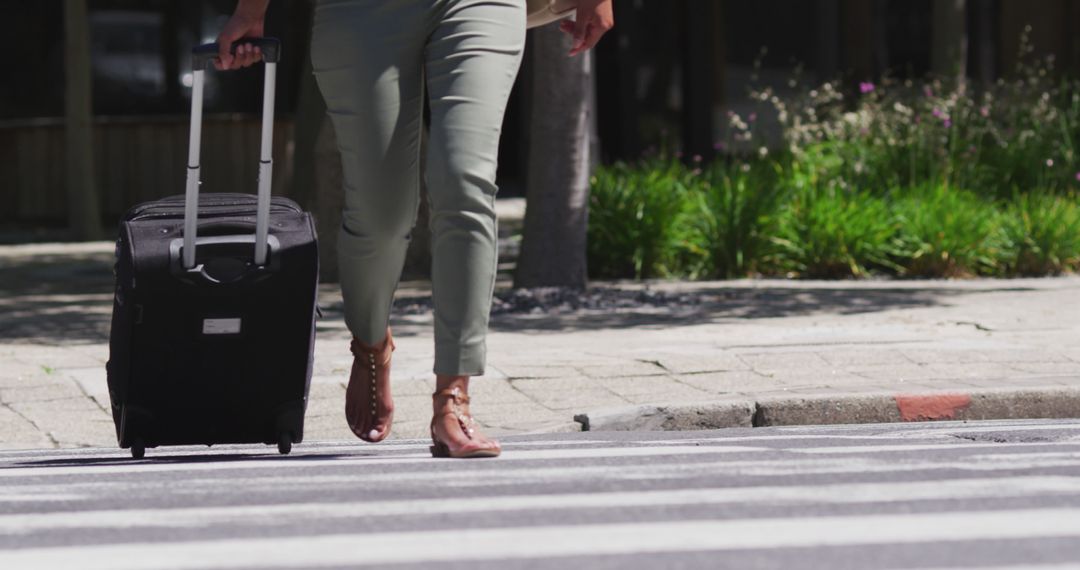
left=2, top=200, right=1079, bottom=449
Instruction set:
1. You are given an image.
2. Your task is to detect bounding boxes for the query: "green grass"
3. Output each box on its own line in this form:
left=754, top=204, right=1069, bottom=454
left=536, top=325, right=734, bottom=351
left=767, top=183, right=901, bottom=278
left=587, top=158, right=695, bottom=279
left=891, top=184, right=1001, bottom=277
left=998, top=191, right=1080, bottom=275
left=585, top=161, right=1080, bottom=280
left=682, top=160, right=786, bottom=279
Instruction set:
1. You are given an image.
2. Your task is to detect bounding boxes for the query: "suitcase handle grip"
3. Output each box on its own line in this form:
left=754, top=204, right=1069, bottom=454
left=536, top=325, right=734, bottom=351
left=192, top=38, right=281, bottom=69
left=169, top=235, right=281, bottom=284
left=183, top=40, right=279, bottom=270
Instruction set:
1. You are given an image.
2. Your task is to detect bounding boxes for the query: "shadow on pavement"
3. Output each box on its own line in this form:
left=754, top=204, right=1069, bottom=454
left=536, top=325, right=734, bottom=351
left=480, top=284, right=1035, bottom=332
left=0, top=253, right=115, bottom=345
left=0, top=250, right=1039, bottom=342
left=8, top=452, right=354, bottom=469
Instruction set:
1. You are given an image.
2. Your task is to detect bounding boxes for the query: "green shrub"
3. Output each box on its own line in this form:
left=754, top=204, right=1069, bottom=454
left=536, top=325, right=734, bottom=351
left=682, top=160, right=787, bottom=279
left=584, top=31, right=1080, bottom=281
left=999, top=191, right=1080, bottom=275
left=750, top=30, right=1080, bottom=201
left=587, top=158, right=694, bottom=279
left=891, top=184, right=1001, bottom=277
left=767, top=181, right=901, bottom=278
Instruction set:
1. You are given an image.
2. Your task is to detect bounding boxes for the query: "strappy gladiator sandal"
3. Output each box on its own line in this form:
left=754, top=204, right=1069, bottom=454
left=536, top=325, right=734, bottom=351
left=430, top=386, right=501, bottom=459
left=345, top=327, right=396, bottom=443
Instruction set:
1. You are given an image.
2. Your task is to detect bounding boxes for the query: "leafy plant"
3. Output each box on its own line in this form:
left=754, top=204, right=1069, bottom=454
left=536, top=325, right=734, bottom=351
left=587, top=158, right=695, bottom=279
left=682, top=160, right=787, bottom=279
left=891, top=184, right=1001, bottom=277
left=999, top=191, right=1080, bottom=275
left=768, top=181, right=901, bottom=278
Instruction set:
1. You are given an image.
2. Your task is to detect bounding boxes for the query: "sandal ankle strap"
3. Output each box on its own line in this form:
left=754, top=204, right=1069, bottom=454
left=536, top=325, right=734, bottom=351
left=432, top=386, right=470, bottom=404
left=350, top=334, right=395, bottom=361
left=431, top=386, right=476, bottom=439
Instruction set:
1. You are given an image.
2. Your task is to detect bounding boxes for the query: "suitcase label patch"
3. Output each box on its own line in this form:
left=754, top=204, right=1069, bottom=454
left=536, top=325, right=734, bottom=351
left=203, top=318, right=242, bottom=335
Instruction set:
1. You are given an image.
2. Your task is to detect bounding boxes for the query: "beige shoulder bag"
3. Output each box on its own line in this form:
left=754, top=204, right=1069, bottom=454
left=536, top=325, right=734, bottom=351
left=526, top=0, right=577, bottom=29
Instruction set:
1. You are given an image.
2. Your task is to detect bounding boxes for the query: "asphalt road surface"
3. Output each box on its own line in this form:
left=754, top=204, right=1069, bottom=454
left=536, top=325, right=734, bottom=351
left=2, top=420, right=1080, bottom=569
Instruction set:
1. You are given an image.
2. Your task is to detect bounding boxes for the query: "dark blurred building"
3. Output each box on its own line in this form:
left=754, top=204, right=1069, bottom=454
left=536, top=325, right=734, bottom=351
left=2, top=0, right=1079, bottom=227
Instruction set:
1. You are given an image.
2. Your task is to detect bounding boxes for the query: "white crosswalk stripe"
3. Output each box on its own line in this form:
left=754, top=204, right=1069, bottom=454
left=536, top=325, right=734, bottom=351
left=1, top=419, right=1079, bottom=569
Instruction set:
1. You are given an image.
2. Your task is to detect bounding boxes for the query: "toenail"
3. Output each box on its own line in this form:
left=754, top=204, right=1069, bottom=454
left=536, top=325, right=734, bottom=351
left=368, top=429, right=379, bottom=440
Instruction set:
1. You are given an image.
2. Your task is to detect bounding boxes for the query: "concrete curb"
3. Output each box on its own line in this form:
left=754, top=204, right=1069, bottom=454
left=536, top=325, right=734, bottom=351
left=574, top=399, right=756, bottom=431
left=574, top=386, right=1080, bottom=431
left=518, top=421, right=585, bottom=435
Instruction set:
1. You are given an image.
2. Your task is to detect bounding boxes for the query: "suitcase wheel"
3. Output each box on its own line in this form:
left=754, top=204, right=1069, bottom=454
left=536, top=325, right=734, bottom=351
left=131, top=439, right=146, bottom=459
left=277, top=432, right=292, bottom=455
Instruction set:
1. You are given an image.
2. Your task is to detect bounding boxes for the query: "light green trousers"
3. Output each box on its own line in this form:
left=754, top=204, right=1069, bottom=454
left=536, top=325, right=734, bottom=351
left=311, top=0, right=526, bottom=376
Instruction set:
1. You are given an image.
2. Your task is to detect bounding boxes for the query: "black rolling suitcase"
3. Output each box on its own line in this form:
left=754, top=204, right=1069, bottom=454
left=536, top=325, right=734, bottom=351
left=106, top=39, right=318, bottom=459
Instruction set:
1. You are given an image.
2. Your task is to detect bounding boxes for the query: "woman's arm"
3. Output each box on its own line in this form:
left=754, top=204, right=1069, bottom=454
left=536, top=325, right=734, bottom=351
left=215, top=0, right=270, bottom=70
left=560, top=0, right=614, bottom=56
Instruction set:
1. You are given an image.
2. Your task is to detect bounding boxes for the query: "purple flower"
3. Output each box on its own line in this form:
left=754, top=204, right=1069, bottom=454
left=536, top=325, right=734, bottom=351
left=1075, top=172, right=1080, bottom=182
left=980, top=106, right=990, bottom=118
left=932, top=107, right=943, bottom=119
left=714, top=141, right=727, bottom=152
left=943, top=119, right=952, bottom=128
left=923, top=86, right=934, bottom=98
left=859, top=82, right=875, bottom=94
left=748, top=112, right=758, bottom=122
left=692, top=154, right=703, bottom=163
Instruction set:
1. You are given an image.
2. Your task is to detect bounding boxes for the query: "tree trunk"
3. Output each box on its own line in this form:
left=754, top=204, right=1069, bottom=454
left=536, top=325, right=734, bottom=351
left=931, top=0, right=968, bottom=83
left=513, top=24, right=594, bottom=290
left=64, top=0, right=103, bottom=241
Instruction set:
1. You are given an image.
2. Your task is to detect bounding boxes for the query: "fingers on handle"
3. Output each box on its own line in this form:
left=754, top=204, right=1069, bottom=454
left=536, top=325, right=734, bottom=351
left=218, top=38, right=234, bottom=70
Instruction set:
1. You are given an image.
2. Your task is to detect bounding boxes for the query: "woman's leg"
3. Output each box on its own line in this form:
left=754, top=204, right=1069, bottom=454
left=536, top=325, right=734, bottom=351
left=424, top=0, right=526, bottom=455
left=310, top=0, right=429, bottom=440
left=312, top=0, right=429, bottom=346
left=425, top=0, right=527, bottom=377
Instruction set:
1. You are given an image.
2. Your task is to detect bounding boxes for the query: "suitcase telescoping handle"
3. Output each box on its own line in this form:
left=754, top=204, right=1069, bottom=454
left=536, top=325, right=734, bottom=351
left=183, top=38, right=282, bottom=270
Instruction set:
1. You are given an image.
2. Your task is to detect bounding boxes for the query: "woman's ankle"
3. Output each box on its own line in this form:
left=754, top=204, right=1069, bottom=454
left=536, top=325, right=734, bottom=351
left=434, top=374, right=469, bottom=393
left=354, top=326, right=393, bottom=352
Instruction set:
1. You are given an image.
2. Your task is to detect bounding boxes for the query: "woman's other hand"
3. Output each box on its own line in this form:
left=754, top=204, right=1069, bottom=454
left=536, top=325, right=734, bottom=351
left=215, top=0, right=270, bottom=70
left=559, top=0, right=614, bottom=56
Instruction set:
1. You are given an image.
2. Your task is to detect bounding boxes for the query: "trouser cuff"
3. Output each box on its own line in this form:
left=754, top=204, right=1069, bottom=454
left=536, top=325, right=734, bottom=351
left=433, top=341, right=486, bottom=376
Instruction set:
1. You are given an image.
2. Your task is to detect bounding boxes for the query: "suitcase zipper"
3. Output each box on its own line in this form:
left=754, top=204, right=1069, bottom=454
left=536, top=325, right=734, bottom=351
left=124, top=195, right=302, bottom=221
left=127, top=205, right=299, bottom=222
